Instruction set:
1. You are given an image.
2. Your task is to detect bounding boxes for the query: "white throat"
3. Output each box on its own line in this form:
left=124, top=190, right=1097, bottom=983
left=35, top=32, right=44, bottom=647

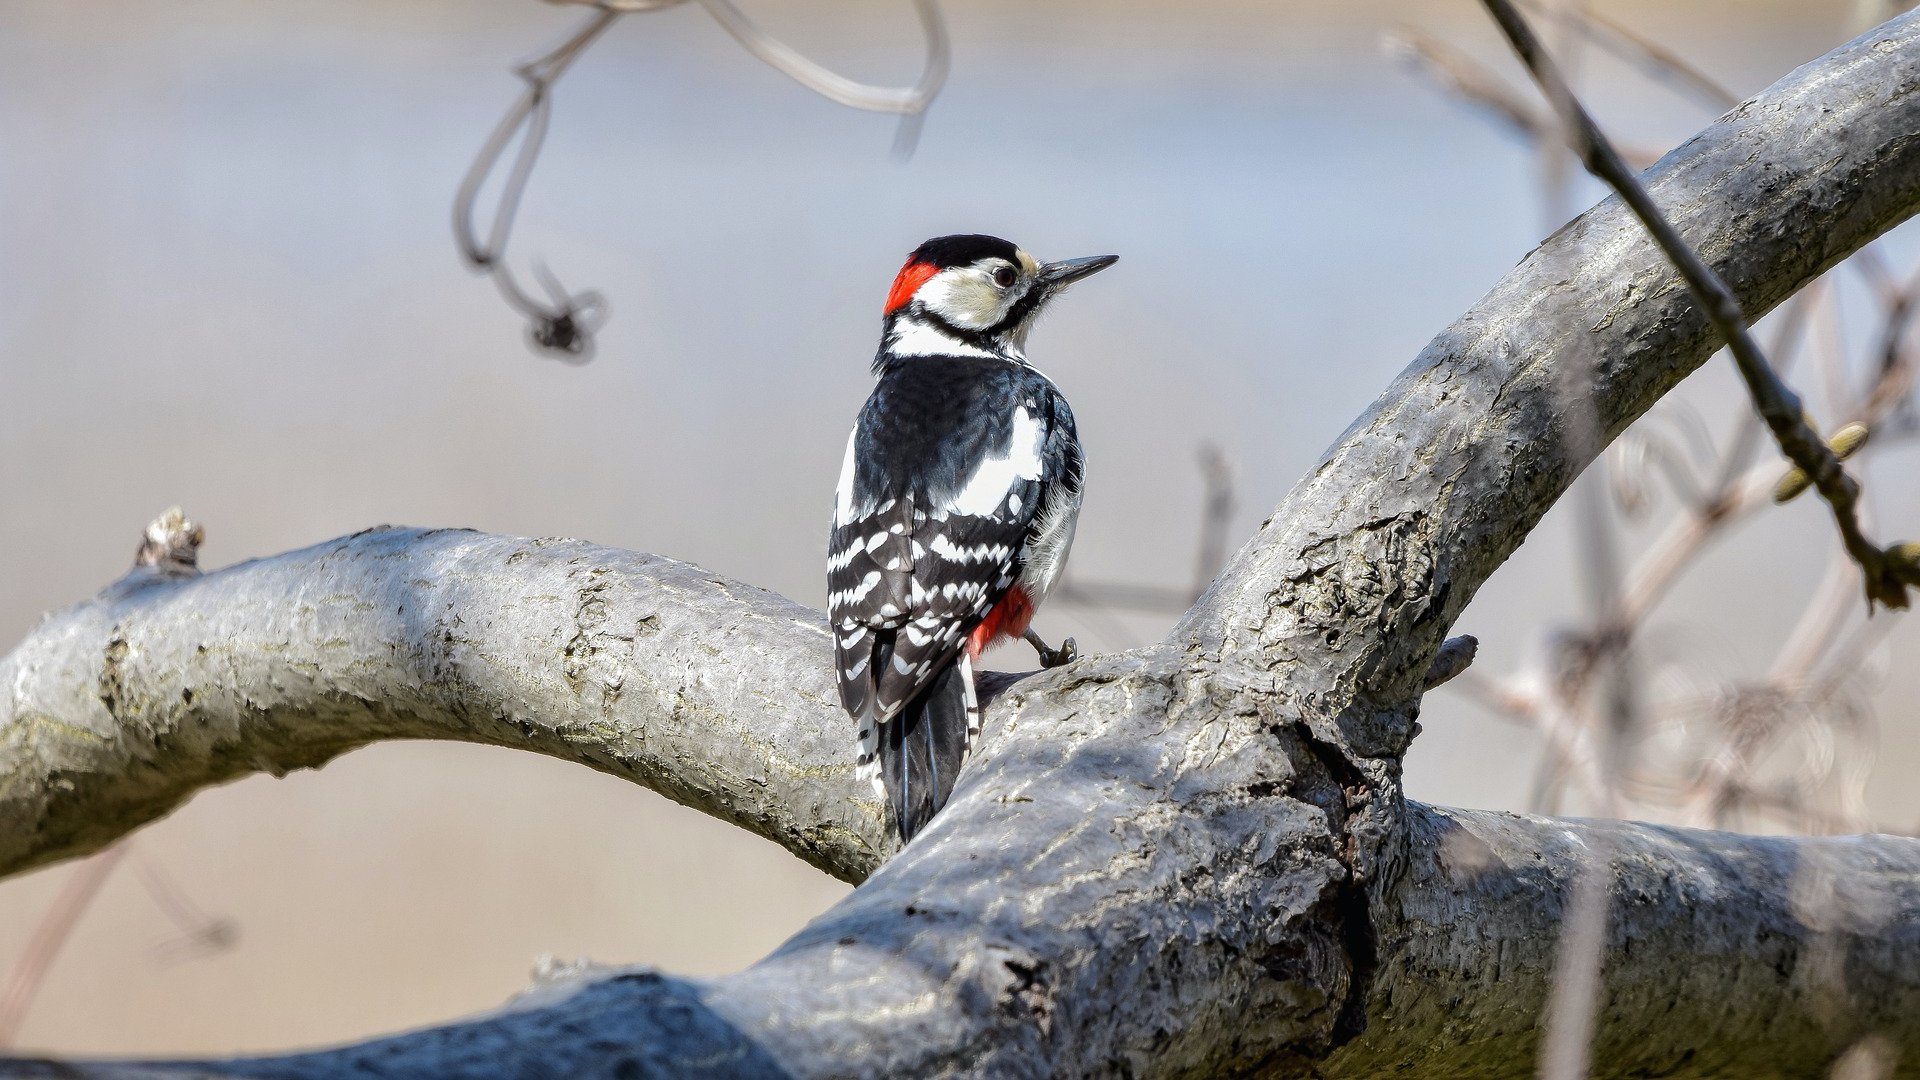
left=884, top=315, right=1022, bottom=361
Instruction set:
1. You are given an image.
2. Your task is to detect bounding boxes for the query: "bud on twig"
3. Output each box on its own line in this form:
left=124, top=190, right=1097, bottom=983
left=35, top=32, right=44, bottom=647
left=1771, top=422, right=1869, bottom=503
left=1889, top=541, right=1920, bottom=587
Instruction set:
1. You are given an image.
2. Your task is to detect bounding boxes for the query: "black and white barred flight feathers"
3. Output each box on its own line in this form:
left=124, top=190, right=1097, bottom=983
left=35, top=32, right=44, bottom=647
left=828, top=234, right=1116, bottom=842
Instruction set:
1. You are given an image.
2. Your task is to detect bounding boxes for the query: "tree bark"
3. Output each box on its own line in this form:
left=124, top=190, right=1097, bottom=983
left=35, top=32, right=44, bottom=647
left=1330, top=806, right=1920, bottom=1078
left=0, top=528, right=887, bottom=885
left=6, top=11, right=1920, bottom=1078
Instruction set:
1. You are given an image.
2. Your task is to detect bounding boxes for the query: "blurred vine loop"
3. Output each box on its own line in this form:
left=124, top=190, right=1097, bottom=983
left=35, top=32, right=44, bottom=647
left=457, top=0, right=950, bottom=362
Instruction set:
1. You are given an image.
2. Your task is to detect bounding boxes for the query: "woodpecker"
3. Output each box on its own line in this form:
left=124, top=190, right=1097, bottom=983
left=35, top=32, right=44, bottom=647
left=828, top=234, right=1116, bottom=842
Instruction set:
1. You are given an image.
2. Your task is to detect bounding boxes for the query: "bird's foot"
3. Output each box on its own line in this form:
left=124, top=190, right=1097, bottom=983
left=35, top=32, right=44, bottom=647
left=1024, top=629, right=1079, bottom=669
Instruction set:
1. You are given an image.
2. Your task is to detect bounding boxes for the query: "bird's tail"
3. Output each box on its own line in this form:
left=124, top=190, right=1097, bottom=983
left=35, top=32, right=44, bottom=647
left=877, top=658, right=974, bottom=842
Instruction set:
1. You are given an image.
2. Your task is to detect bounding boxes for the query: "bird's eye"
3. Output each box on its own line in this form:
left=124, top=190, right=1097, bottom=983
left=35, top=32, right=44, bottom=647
left=992, top=266, right=1017, bottom=288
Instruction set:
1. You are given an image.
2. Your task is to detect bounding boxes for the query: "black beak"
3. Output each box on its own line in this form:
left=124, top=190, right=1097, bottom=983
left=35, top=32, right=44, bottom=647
left=1038, top=254, right=1118, bottom=288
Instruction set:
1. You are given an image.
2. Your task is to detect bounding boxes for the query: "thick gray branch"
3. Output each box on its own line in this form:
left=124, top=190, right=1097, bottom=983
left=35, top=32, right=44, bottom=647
left=10, top=807, right=1908, bottom=1080
left=0, top=528, right=885, bottom=883
left=1329, top=806, right=1920, bottom=1077
left=7, top=11, right=1920, bottom=1079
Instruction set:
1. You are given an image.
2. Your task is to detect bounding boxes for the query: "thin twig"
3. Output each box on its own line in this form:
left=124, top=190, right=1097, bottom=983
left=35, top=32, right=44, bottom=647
left=1383, top=29, right=1547, bottom=142
left=1050, top=593, right=1146, bottom=653
left=1055, top=444, right=1241, bottom=619
left=694, top=0, right=949, bottom=157
left=1189, top=443, right=1237, bottom=602
left=459, top=0, right=950, bottom=359
left=1540, top=842, right=1612, bottom=1080
left=1481, top=0, right=1912, bottom=609
left=1516, top=0, right=1740, bottom=111
left=1384, top=27, right=1661, bottom=169
left=132, top=856, right=239, bottom=964
left=454, top=10, right=620, bottom=362
left=1812, top=584, right=1904, bottom=689
left=1606, top=402, right=1715, bottom=515
left=1707, top=288, right=1816, bottom=497
left=1865, top=262, right=1920, bottom=417
left=0, top=845, right=129, bottom=1047
left=1055, top=580, right=1192, bottom=615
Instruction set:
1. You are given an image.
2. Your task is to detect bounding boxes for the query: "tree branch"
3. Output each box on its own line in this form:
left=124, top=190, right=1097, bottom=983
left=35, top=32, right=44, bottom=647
left=8, top=9, right=1920, bottom=1077
left=1328, top=805, right=1920, bottom=1077
left=1481, top=0, right=1914, bottom=608
left=0, top=526, right=887, bottom=885
left=6, top=807, right=1913, bottom=1079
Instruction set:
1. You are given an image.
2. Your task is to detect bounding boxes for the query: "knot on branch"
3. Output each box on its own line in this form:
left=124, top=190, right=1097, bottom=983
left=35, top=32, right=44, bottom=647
left=1422, top=635, right=1479, bottom=690
left=133, top=507, right=204, bottom=577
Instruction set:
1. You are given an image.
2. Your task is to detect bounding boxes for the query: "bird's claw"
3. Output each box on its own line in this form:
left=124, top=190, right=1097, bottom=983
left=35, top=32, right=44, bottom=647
left=1037, top=636, right=1079, bottom=669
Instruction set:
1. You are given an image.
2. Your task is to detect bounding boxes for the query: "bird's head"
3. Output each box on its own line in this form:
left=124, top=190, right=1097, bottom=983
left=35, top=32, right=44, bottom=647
left=879, top=234, right=1117, bottom=362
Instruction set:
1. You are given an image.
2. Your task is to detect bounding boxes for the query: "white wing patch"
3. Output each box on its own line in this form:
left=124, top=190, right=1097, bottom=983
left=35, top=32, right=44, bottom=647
left=833, top=430, right=862, bottom=524
left=948, top=406, right=1043, bottom=516
left=828, top=570, right=883, bottom=610
left=929, top=534, right=1011, bottom=564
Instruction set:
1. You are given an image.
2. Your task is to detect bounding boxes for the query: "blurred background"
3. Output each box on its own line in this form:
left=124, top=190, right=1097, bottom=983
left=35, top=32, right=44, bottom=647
left=2, top=0, right=1917, bottom=1058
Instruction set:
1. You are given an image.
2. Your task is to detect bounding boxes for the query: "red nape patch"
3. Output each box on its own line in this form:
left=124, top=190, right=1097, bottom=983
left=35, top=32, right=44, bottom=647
left=884, top=259, right=940, bottom=313
left=967, top=587, right=1035, bottom=658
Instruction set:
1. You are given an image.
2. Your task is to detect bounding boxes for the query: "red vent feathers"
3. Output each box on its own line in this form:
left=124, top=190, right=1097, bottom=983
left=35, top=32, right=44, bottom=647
left=966, top=586, right=1035, bottom=658
left=884, top=259, right=939, bottom=314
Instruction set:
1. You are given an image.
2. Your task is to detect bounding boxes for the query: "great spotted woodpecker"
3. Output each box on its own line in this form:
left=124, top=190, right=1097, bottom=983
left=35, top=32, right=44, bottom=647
left=828, top=234, right=1116, bottom=841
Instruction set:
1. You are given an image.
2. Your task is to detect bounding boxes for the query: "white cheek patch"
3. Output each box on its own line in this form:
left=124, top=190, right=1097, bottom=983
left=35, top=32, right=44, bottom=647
left=916, top=266, right=1016, bottom=331
left=947, top=406, right=1044, bottom=516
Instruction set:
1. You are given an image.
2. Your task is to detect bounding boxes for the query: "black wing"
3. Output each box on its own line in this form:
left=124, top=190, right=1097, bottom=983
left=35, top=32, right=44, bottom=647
left=828, top=357, right=1072, bottom=774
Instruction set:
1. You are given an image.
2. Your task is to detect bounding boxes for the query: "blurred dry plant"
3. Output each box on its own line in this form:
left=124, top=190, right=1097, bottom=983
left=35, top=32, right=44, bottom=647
left=455, top=0, right=950, bottom=362
left=1395, top=0, right=1920, bottom=843
left=1406, top=6, right=1920, bottom=1077
left=0, top=843, right=235, bottom=1048
left=1049, top=443, right=1238, bottom=649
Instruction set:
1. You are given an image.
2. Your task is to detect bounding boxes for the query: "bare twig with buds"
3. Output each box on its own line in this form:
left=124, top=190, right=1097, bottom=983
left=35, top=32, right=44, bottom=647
left=1399, top=2, right=1918, bottom=838
left=1482, top=0, right=1915, bottom=609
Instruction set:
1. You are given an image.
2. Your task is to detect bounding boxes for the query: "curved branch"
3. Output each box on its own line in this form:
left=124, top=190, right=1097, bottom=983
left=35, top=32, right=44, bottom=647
left=0, top=527, right=887, bottom=884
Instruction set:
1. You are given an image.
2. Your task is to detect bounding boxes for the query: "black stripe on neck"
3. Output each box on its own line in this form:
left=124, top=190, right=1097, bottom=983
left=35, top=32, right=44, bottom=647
left=873, top=309, right=1021, bottom=373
